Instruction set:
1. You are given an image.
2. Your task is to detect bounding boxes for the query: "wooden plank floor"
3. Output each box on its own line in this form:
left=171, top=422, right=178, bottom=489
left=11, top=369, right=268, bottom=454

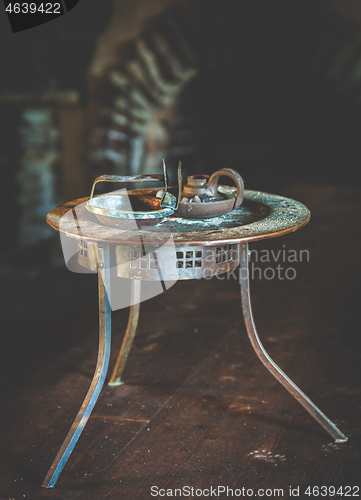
left=0, top=183, right=360, bottom=499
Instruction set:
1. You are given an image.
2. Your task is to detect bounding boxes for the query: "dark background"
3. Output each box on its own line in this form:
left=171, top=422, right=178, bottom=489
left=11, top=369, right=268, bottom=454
left=0, top=1, right=360, bottom=495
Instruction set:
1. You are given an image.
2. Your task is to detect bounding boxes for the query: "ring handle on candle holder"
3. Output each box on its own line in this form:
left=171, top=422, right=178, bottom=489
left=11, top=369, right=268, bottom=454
left=206, top=168, right=244, bottom=209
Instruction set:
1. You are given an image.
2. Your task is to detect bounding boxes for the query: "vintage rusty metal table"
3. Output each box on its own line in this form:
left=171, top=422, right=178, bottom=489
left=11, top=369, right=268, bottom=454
left=43, top=189, right=347, bottom=488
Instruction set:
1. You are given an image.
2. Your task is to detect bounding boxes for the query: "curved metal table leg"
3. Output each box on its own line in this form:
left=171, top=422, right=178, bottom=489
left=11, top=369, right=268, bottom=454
left=108, top=279, right=141, bottom=387
left=239, top=242, right=347, bottom=443
left=42, top=245, right=112, bottom=488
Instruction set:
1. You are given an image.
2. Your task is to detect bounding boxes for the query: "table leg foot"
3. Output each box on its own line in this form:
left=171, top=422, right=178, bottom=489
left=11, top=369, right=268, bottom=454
left=41, top=246, right=112, bottom=488
left=108, top=279, right=141, bottom=386
left=239, top=242, right=348, bottom=443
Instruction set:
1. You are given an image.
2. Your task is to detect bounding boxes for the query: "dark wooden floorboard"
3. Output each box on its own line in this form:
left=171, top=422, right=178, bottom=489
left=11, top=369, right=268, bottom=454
left=0, top=183, right=360, bottom=499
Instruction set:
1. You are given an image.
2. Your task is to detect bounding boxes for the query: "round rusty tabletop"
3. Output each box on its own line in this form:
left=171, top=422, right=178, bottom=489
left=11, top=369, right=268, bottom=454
left=46, top=189, right=310, bottom=247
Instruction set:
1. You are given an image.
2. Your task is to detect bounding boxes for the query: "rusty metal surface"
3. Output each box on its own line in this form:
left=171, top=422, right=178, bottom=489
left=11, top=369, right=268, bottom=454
left=114, top=243, right=240, bottom=280
left=41, top=245, right=112, bottom=488
left=177, top=168, right=244, bottom=218
left=240, top=241, right=348, bottom=443
left=76, top=239, right=240, bottom=280
left=85, top=161, right=181, bottom=229
left=46, top=189, right=310, bottom=247
left=108, top=280, right=141, bottom=386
